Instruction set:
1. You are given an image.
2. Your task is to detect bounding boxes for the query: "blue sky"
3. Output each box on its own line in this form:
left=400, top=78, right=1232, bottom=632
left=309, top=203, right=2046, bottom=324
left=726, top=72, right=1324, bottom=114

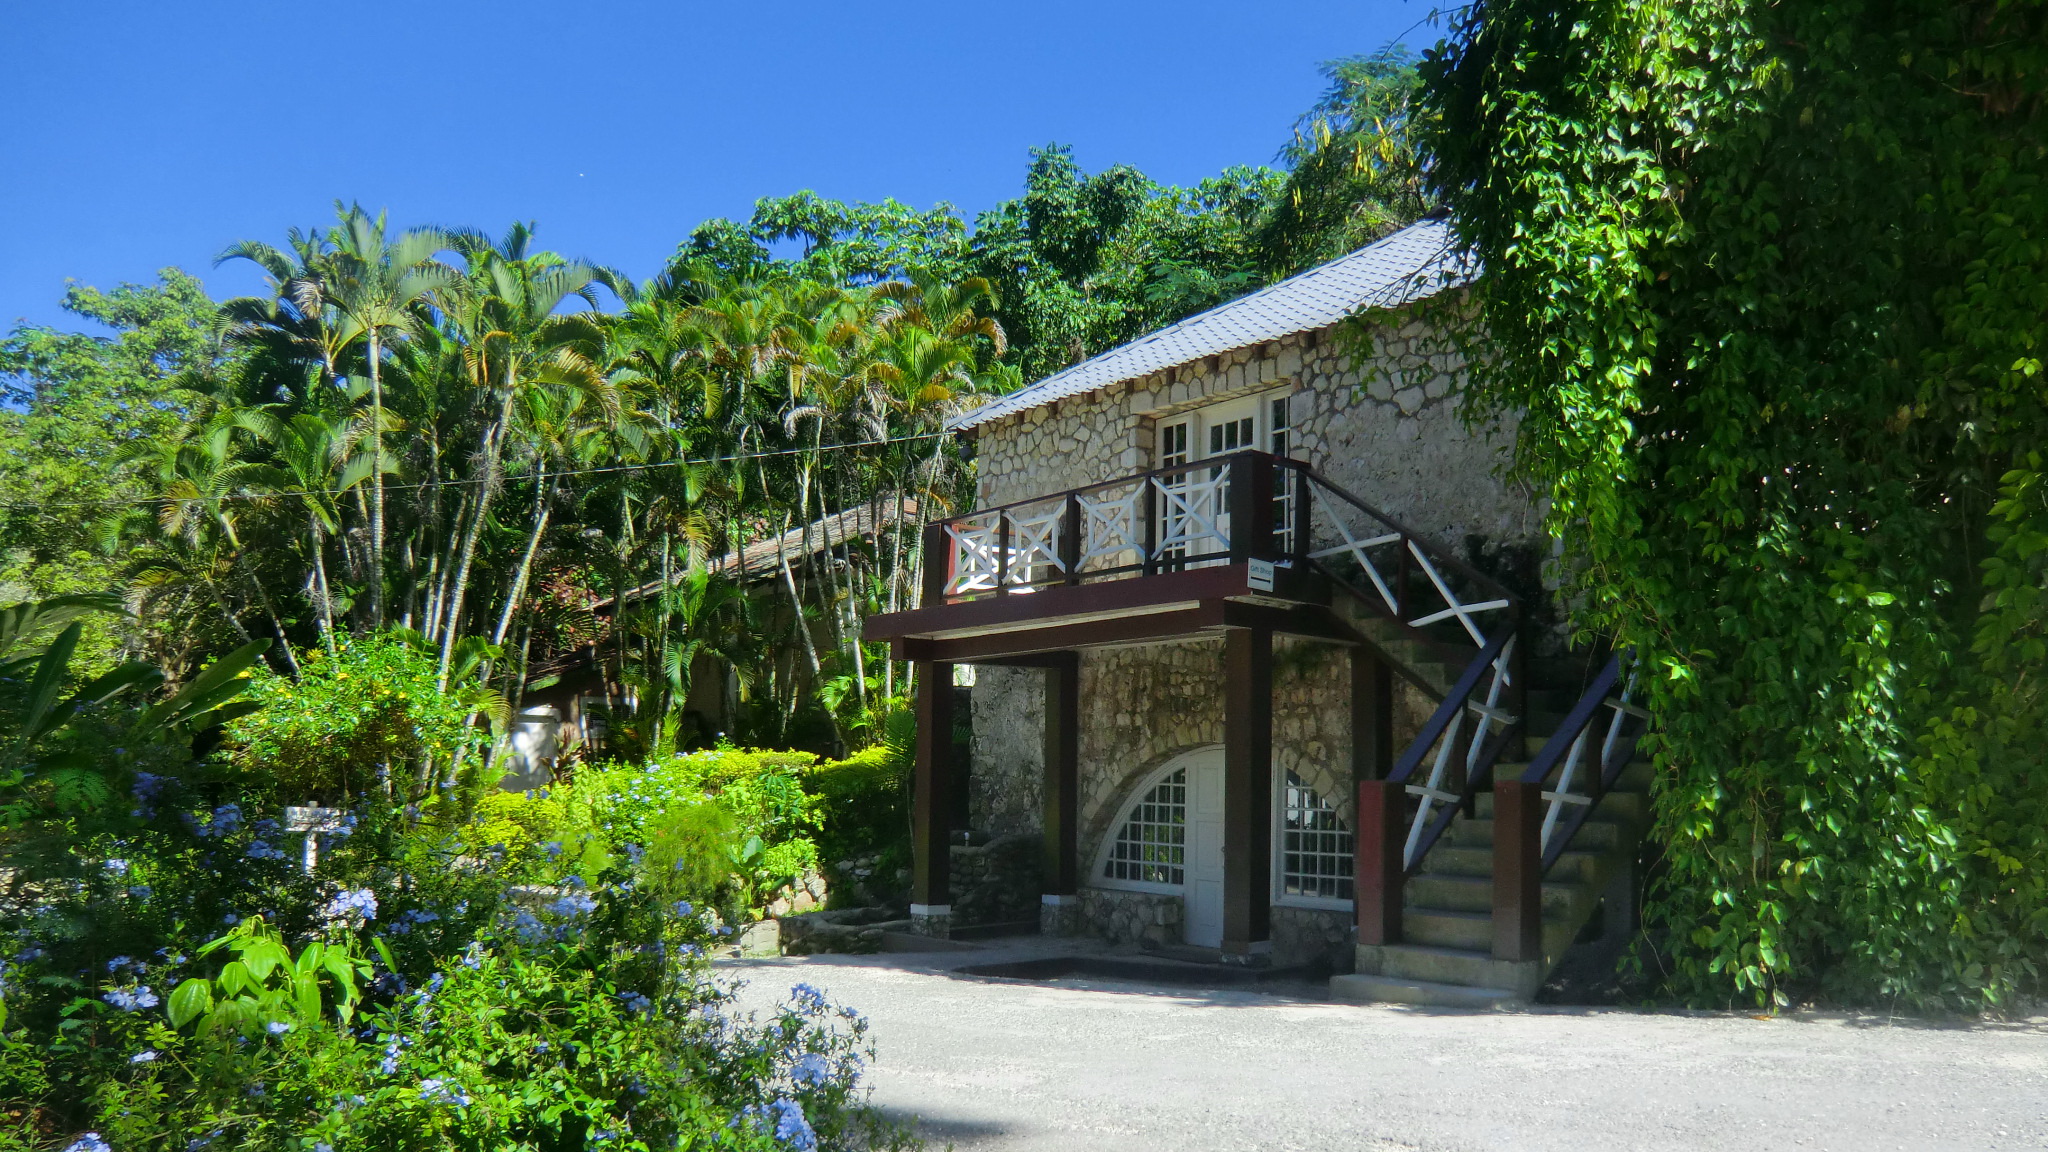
left=0, top=1, right=1428, bottom=333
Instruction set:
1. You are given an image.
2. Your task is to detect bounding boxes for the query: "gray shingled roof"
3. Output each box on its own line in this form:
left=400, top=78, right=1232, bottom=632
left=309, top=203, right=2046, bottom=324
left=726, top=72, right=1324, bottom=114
left=949, top=216, right=1471, bottom=432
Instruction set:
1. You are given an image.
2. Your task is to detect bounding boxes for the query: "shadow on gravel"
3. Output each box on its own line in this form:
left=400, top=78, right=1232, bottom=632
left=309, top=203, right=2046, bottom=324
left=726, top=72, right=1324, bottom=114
left=870, top=1105, right=1013, bottom=1150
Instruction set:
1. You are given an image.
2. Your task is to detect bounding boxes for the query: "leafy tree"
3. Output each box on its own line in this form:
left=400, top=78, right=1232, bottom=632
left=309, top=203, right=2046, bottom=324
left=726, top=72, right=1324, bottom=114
left=0, top=272, right=225, bottom=659
left=1256, top=46, right=1432, bottom=276
left=1417, top=0, right=2047, bottom=1008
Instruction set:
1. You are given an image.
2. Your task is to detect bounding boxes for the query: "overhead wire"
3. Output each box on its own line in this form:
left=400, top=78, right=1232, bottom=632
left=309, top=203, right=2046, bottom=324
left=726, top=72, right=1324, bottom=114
left=0, top=428, right=952, bottom=513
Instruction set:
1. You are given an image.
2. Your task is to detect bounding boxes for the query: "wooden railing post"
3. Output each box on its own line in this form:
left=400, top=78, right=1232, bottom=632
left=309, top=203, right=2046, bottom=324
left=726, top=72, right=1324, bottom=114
left=1060, top=494, right=1082, bottom=586
left=1228, top=452, right=1274, bottom=565
left=1492, top=779, right=1543, bottom=963
left=1141, top=478, right=1159, bottom=576
left=920, top=522, right=949, bottom=608
left=1356, top=778, right=1405, bottom=946
left=995, top=514, right=1011, bottom=595
left=1291, top=466, right=1311, bottom=563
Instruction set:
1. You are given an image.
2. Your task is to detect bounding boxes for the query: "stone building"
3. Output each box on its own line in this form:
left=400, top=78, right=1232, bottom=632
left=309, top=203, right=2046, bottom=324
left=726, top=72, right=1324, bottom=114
left=866, top=218, right=1651, bottom=1004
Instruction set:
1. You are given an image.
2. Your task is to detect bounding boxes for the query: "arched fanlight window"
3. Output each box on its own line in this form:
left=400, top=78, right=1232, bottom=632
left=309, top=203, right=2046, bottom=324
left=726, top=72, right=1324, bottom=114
left=1102, top=767, right=1186, bottom=886
left=1279, top=771, right=1353, bottom=901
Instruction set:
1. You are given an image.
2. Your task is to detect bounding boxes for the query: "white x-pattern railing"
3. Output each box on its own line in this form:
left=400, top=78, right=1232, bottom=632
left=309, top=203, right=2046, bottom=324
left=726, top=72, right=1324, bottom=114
left=1402, top=635, right=1517, bottom=869
left=940, top=461, right=1249, bottom=599
left=1539, top=669, right=1646, bottom=854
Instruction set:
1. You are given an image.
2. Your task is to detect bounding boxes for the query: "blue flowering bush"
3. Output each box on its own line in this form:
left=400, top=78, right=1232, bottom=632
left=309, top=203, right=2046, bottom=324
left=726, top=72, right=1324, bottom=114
left=0, top=618, right=914, bottom=1151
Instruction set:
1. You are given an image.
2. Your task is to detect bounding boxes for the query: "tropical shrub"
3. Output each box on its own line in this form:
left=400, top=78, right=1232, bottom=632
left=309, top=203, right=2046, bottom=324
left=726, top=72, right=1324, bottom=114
left=225, top=636, right=492, bottom=804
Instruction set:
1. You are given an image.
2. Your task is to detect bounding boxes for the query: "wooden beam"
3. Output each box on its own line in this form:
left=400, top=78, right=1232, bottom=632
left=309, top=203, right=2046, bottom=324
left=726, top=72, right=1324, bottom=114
left=911, top=661, right=954, bottom=909
left=867, top=563, right=1282, bottom=642
left=897, top=605, right=1220, bottom=664
left=1042, top=653, right=1079, bottom=896
left=1222, top=626, right=1273, bottom=957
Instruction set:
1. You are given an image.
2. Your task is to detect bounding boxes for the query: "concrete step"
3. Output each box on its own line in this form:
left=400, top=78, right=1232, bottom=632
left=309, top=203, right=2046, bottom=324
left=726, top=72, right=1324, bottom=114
left=1357, top=942, right=1543, bottom=998
left=1401, top=908, right=1493, bottom=950
left=1416, top=844, right=1606, bottom=886
left=1328, top=972, right=1521, bottom=1009
left=1404, top=873, right=1594, bottom=919
left=1474, top=788, right=1649, bottom=824
left=1451, top=815, right=1627, bottom=851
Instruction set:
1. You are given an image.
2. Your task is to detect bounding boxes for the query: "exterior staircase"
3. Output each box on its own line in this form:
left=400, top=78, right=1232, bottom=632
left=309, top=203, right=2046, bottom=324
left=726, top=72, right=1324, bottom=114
left=1328, top=643, right=1655, bottom=1009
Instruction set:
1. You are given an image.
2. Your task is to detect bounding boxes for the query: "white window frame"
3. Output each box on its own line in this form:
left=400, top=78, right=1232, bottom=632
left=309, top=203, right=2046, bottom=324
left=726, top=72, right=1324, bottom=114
left=1153, top=387, right=1294, bottom=469
left=1093, top=760, right=1195, bottom=896
left=1271, top=768, right=1356, bottom=912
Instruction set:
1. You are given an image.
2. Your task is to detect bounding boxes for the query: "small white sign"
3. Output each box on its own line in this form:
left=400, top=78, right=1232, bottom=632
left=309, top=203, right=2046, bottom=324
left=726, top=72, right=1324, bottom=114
left=1247, top=558, right=1276, bottom=592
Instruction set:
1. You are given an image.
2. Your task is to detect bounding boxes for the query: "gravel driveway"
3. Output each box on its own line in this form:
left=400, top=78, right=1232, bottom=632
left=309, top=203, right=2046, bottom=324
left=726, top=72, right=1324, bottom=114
left=721, top=942, right=2048, bottom=1152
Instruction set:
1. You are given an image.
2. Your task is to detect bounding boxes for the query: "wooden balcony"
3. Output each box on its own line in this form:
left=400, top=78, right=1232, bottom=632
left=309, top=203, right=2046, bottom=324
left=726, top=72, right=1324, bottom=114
left=864, top=450, right=1518, bottom=667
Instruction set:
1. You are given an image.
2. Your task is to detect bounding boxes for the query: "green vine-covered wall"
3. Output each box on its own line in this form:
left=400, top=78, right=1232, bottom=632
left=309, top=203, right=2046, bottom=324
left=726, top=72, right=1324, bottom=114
left=1415, top=0, right=2047, bottom=1008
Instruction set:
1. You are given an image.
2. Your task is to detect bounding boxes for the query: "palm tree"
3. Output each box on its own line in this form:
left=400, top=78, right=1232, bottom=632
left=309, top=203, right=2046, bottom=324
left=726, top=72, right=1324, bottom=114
left=323, top=203, right=458, bottom=628
left=248, top=413, right=385, bottom=650
left=431, top=224, right=608, bottom=684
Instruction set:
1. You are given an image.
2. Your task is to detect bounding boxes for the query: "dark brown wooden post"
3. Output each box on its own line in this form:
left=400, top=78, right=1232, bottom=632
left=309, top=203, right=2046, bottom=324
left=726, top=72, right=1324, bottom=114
left=1291, top=466, right=1312, bottom=563
left=1394, top=536, right=1412, bottom=617
left=920, top=522, right=949, bottom=607
left=911, top=660, right=955, bottom=919
left=1227, top=453, right=1275, bottom=565
left=1141, top=477, right=1159, bottom=575
left=1355, top=778, right=1404, bottom=946
left=1042, top=653, right=1079, bottom=896
left=995, top=514, right=1011, bottom=596
left=1492, top=779, right=1543, bottom=962
left=1222, top=626, right=1273, bottom=959
left=1351, top=646, right=1394, bottom=784
left=1060, top=494, right=1082, bottom=586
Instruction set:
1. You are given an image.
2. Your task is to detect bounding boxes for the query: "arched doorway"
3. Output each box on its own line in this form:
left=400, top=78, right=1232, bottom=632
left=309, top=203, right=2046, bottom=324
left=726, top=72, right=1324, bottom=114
left=1094, top=746, right=1227, bottom=948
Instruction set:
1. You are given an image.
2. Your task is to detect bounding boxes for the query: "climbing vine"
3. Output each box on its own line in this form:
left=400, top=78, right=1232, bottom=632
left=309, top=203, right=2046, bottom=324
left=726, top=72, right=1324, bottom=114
left=1413, top=0, right=2047, bottom=1007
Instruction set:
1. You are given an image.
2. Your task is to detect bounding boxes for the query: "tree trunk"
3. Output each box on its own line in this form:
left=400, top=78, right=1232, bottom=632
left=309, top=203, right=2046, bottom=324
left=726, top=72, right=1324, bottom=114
left=368, top=329, right=386, bottom=630
left=439, top=386, right=518, bottom=687
left=310, top=518, right=337, bottom=654
left=492, top=468, right=553, bottom=647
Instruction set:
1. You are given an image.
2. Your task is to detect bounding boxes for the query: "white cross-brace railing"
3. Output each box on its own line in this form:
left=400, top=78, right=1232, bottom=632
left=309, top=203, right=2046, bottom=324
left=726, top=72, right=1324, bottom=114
left=1539, top=669, right=1647, bottom=853
left=1402, top=634, right=1517, bottom=868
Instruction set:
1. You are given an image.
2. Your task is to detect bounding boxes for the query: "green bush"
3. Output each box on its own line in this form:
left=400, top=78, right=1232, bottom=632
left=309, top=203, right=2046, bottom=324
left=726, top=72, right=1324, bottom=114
left=225, top=636, right=489, bottom=804
left=802, top=748, right=907, bottom=874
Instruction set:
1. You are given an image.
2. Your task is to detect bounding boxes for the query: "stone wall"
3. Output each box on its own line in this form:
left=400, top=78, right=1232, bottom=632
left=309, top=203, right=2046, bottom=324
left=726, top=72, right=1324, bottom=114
left=948, top=833, right=1041, bottom=928
left=1073, top=886, right=1183, bottom=949
left=1270, top=905, right=1355, bottom=972
left=968, top=665, right=1043, bottom=837
left=970, top=307, right=1542, bottom=553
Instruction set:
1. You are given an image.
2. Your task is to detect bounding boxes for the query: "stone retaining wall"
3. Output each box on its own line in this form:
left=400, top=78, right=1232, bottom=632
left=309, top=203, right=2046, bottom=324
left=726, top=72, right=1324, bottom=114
left=1073, top=886, right=1183, bottom=949
left=949, top=833, right=1041, bottom=927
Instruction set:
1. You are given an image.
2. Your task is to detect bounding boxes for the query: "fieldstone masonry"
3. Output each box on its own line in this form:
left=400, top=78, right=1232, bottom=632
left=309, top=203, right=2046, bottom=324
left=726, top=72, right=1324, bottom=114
left=962, top=304, right=1545, bottom=964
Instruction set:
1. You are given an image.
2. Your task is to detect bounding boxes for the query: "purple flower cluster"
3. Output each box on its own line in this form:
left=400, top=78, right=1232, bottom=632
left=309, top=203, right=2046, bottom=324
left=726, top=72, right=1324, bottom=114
left=545, top=893, right=597, bottom=918
left=789, top=983, right=828, bottom=1016
left=320, top=888, right=378, bottom=921
left=616, top=991, right=652, bottom=1014
left=789, top=1052, right=831, bottom=1087
left=102, top=985, right=159, bottom=1012
left=735, top=1098, right=816, bottom=1151
left=191, top=804, right=242, bottom=838
left=388, top=908, right=440, bottom=936
left=418, top=1078, right=471, bottom=1107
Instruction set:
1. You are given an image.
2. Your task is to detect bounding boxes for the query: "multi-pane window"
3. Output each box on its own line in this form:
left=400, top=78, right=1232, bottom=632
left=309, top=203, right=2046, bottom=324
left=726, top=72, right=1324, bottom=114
left=1103, top=768, right=1187, bottom=886
left=1280, top=771, right=1353, bottom=901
